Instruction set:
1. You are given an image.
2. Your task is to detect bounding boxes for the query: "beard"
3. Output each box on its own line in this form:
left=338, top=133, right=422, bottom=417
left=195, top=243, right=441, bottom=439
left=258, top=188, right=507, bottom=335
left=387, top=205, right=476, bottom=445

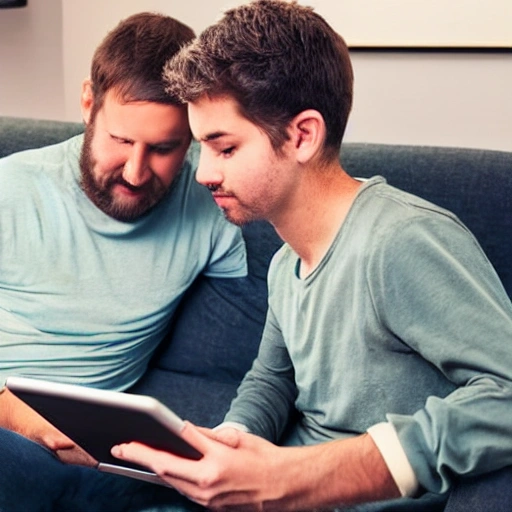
left=79, top=121, right=169, bottom=222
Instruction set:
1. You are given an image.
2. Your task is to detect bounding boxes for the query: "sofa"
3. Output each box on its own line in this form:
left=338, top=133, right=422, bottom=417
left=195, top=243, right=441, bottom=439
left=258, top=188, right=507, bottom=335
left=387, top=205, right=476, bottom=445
left=1, top=114, right=511, bottom=431
left=2, top=114, right=512, bottom=508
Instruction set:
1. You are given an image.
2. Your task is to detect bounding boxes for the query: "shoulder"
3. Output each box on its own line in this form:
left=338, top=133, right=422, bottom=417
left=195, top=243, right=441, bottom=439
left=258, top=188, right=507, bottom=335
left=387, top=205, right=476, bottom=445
left=357, top=177, right=460, bottom=224
left=0, top=136, right=82, bottom=183
left=268, top=244, right=296, bottom=285
left=0, top=137, right=82, bottom=216
left=359, top=181, right=490, bottom=297
left=350, top=177, right=471, bottom=250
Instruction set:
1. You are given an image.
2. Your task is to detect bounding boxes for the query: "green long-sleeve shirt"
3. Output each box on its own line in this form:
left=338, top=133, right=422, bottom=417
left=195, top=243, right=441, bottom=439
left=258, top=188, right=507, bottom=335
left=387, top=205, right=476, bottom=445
left=225, top=176, right=512, bottom=510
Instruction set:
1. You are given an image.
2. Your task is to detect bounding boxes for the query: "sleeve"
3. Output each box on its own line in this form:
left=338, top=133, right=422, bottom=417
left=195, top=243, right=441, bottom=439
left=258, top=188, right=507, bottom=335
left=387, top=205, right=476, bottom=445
left=368, top=422, right=419, bottom=497
left=202, top=211, right=247, bottom=279
left=369, top=213, right=512, bottom=494
left=224, top=305, right=298, bottom=442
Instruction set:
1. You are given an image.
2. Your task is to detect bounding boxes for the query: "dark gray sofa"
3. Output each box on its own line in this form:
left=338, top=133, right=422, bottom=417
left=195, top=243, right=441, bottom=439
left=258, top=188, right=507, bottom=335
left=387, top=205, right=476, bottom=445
left=1, top=115, right=511, bottom=433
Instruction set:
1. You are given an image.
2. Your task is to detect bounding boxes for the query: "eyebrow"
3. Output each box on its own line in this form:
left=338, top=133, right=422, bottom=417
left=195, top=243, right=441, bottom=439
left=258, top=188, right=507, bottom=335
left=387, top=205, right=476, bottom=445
left=111, top=133, right=185, bottom=147
left=148, top=138, right=183, bottom=148
left=201, top=131, right=230, bottom=142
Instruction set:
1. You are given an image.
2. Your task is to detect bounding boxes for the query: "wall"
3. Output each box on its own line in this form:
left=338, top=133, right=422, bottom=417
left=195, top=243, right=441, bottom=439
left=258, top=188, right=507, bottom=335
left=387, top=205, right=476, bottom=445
left=0, top=0, right=65, bottom=120
left=347, top=51, right=511, bottom=150
left=0, top=0, right=510, bottom=151
left=60, top=0, right=242, bottom=123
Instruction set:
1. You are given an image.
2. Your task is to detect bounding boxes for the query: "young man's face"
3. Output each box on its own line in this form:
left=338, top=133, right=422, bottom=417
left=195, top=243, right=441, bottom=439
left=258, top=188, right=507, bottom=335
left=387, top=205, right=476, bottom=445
left=189, top=95, right=297, bottom=226
left=80, top=88, right=191, bottom=221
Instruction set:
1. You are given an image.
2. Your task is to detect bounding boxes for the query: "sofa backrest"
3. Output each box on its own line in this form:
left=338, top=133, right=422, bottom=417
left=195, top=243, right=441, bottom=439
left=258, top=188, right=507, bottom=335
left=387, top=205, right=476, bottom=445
left=0, top=116, right=84, bottom=158
left=341, top=143, right=512, bottom=298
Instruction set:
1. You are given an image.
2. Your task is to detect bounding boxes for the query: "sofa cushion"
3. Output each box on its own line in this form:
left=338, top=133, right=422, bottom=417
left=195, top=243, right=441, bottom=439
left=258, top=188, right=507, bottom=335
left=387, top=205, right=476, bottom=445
left=129, top=221, right=284, bottom=405
left=128, top=369, right=240, bottom=427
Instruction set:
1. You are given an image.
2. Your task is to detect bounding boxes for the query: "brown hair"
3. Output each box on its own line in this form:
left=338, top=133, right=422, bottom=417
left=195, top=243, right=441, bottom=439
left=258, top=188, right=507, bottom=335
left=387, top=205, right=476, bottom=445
left=164, top=0, right=353, bottom=161
left=90, top=12, right=195, bottom=112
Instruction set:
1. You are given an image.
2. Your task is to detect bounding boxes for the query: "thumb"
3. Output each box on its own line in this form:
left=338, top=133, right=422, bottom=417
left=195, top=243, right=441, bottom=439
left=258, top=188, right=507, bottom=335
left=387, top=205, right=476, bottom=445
left=42, top=431, right=75, bottom=451
left=209, top=427, right=242, bottom=448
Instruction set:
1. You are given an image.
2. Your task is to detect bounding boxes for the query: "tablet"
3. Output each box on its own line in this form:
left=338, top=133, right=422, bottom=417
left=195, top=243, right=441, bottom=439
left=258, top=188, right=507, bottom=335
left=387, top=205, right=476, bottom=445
left=6, top=376, right=202, bottom=486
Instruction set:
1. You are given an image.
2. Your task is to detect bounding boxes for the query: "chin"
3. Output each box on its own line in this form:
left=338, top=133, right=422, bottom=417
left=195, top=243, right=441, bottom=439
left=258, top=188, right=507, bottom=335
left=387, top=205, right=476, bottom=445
left=223, top=208, right=258, bottom=227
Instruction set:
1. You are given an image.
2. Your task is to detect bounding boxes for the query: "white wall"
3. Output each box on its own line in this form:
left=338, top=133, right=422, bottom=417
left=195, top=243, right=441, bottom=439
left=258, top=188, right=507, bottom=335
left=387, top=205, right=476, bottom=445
left=0, top=0, right=66, bottom=120
left=347, top=51, right=512, bottom=150
left=0, top=0, right=510, bottom=151
left=60, top=0, right=242, bottom=123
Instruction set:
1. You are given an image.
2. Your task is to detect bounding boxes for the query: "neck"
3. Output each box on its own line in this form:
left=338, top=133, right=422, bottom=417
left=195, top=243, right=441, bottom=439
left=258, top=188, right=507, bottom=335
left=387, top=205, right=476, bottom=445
left=272, top=165, right=361, bottom=279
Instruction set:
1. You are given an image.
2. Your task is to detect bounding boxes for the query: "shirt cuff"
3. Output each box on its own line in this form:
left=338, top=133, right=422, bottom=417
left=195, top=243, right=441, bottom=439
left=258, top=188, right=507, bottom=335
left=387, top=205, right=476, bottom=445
left=213, top=421, right=250, bottom=433
left=367, top=422, right=419, bottom=497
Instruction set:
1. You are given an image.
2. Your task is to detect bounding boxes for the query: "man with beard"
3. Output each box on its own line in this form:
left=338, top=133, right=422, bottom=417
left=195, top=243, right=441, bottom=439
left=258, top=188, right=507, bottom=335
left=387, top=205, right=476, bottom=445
left=0, top=11, right=245, bottom=512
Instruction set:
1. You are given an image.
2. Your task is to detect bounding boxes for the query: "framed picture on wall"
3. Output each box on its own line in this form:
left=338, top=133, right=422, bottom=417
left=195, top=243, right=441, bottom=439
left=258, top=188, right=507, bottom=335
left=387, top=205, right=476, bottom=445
left=307, top=0, right=512, bottom=50
left=0, top=0, right=27, bottom=7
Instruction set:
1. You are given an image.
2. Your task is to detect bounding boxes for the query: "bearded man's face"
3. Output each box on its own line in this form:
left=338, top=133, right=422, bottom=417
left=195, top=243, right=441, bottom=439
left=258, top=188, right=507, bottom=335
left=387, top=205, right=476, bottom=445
left=80, top=88, right=191, bottom=221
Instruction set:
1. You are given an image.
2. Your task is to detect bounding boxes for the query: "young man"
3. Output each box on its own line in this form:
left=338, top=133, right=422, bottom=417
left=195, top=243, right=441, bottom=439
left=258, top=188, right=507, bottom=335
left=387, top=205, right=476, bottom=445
left=0, top=12, right=245, bottom=512
left=112, top=1, right=512, bottom=511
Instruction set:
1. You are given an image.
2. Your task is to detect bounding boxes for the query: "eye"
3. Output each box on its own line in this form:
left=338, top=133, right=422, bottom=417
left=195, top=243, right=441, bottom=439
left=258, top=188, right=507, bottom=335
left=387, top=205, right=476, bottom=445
left=149, top=141, right=182, bottom=155
left=112, top=136, right=132, bottom=145
left=221, top=146, right=235, bottom=157
left=151, top=146, right=174, bottom=155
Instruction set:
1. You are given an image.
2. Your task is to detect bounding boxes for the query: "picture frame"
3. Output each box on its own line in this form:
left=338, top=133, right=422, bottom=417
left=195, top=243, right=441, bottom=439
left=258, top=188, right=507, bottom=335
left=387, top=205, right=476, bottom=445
left=307, top=0, right=512, bottom=50
left=0, top=0, right=27, bottom=8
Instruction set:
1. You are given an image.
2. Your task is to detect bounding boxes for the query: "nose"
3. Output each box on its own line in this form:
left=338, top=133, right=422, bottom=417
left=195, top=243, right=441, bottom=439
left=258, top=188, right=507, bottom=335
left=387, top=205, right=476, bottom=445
left=122, top=144, right=151, bottom=187
left=195, top=149, right=223, bottom=189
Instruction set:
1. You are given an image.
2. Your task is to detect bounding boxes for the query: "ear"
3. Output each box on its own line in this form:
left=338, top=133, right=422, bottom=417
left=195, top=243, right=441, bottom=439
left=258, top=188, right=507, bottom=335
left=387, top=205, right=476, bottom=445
left=80, top=79, right=94, bottom=125
left=288, top=109, right=326, bottom=164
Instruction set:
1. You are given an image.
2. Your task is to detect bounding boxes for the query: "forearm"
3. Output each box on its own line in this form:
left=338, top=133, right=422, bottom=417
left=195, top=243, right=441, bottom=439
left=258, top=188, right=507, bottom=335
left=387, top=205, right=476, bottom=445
left=112, top=424, right=401, bottom=511
left=225, top=365, right=296, bottom=441
left=0, top=387, right=16, bottom=429
left=0, top=387, right=95, bottom=466
left=372, top=218, right=512, bottom=493
left=225, top=321, right=297, bottom=441
left=0, top=387, right=51, bottom=437
left=264, top=434, right=400, bottom=511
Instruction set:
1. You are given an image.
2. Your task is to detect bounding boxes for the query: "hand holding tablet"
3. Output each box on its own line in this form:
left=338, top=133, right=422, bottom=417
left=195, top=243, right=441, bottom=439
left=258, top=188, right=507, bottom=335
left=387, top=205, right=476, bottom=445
left=6, top=376, right=202, bottom=486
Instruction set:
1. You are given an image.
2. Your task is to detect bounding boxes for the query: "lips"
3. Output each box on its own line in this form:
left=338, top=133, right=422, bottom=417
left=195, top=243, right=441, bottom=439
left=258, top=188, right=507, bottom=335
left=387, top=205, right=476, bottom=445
left=113, top=182, right=146, bottom=198
left=212, top=193, right=235, bottom=208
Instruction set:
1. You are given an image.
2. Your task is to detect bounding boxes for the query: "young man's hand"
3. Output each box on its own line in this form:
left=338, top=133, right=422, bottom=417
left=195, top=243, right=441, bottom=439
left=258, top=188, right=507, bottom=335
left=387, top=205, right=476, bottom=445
left=0, top=388, right=97, bottom=467
left=112, top=421, right=400, bottom=511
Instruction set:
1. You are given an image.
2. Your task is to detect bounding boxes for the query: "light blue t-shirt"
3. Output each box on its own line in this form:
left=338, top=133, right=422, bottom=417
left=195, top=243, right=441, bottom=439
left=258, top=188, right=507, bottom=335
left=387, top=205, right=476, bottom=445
left=0, top=136, right=246, bottom=390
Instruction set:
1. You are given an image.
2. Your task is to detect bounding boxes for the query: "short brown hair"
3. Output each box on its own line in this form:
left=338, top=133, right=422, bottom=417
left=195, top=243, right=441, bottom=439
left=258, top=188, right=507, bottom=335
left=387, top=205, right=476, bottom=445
left=164, top=0, right=353, bottom=160
left=90, top=12, right=195, bottom=111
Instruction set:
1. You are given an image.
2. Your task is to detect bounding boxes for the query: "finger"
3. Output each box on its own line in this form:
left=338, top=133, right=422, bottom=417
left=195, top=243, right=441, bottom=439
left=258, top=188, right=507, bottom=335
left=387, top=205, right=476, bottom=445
left=111, top=422, right=210, bottom=466
left=56, top=445, right=98, bottom=467
left=208, top=427, right=242, bottom=448
left=42, top=431, right=76, bottom=451
left=179, top=421, right=220, bottom=453
left=111, top=441, right=202, bottom=481
left=111, top=441, right=164, bottom=467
